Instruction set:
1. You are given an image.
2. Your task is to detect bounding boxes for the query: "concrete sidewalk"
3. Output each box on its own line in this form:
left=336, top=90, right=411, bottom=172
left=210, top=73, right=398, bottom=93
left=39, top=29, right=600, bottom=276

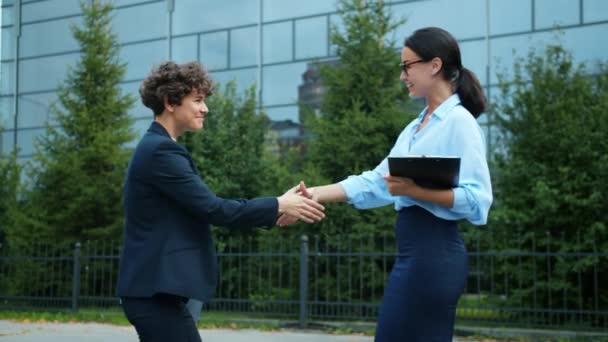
left=0, top=320, right=376, bottom=342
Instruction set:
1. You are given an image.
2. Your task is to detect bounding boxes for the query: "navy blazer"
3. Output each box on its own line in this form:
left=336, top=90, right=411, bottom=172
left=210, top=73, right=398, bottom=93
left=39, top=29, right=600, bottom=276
left=116, top=122, right=278, bottom=301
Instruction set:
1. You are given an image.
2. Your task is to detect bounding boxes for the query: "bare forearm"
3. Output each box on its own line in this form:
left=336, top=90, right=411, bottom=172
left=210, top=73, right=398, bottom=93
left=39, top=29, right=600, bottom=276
left=310, top=184, right=347, bottom=203
left=410, top=186, right=454, bottom=208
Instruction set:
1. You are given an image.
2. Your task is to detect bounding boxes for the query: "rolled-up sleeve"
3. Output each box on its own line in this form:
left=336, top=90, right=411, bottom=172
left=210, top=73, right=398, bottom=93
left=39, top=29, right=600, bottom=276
left=431, top=116, right=493, bottom=225
left=339, top=158, right=395, bottom=209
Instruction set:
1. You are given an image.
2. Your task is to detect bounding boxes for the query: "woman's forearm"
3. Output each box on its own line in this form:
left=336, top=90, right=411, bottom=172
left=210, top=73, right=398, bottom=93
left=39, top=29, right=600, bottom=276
left=310, top=183, right=348, bottom=203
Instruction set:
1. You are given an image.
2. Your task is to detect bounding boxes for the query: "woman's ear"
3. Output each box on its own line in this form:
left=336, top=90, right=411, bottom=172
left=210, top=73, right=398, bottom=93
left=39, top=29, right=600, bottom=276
left=163, top=96, right=174, bottom=113
left=430, top=57, right=443, bottom=77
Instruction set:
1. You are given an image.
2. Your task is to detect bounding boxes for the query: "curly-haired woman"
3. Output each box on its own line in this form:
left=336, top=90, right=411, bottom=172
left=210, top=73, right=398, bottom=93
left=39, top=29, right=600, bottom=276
left=116, top=61, right=325, bottom=342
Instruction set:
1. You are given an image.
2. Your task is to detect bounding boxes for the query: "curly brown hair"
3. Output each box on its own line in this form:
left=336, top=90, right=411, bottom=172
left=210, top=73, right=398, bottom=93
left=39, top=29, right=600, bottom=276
left=139, top=61, right=215, bottom=116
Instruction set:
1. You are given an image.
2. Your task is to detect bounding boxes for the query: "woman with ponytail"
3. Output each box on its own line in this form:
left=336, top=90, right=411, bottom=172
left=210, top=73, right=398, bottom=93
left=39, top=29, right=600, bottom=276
left=279, top=27, right=492, bottom=341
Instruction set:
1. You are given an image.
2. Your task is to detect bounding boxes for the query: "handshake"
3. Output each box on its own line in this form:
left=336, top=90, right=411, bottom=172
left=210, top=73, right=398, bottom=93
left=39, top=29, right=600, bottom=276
left=276, top=181, right=322, bottom=226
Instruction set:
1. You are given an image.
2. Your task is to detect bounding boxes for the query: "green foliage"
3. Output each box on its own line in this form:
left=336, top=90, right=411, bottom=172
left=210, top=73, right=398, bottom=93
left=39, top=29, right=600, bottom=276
left=5, top=0, right=135, bottom=246
left=0, top=147, right=20, bottom=245
left=306, top=0, right=413, bottom=182
left=489, top=44, right=608, bottom=319
left=294, top=0, right=414, bottom=241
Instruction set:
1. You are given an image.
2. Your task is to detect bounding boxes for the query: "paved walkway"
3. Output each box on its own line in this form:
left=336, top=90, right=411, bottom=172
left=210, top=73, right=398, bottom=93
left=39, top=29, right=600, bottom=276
left=0, top=320, right=374, bottom=342
left=0, top=320, right=474, bottom=341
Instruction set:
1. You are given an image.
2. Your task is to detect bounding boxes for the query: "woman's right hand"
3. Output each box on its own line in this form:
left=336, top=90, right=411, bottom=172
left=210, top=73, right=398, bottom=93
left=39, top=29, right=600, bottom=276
left=277, top=183, right=325, bottom=224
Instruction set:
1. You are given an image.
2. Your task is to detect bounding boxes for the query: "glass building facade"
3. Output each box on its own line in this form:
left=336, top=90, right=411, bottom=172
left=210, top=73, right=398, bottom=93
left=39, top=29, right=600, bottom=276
left=1, top=0, right=607, bottom=161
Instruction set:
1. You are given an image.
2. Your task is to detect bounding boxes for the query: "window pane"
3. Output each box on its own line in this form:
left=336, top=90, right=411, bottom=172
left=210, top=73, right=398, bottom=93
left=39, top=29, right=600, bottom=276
left=391, top=0, right=486, bottom=42
left=212, top=68, right=258, bottom=95
left=120, top=40, right=167, bottom=81
left=19, top=53, right=78, bottom=93
left=20, top=19, right=79, bottom=58
left=200, top=31, right=228, bottom=70
left=18, top=92, right=58, bottom=128
left=2, top=27, right=14, bottom=60
left=16, top=127, right=44, bottom=156
left=0, top=96, right=13, bottom=129
left=263, top=22, right=292, bottom=64
left=114, top=2, right=166, bottom=44
left=459, top=39, right=487, bottom=87
left=489, top=0, right=532, bottom=35
left=262, top=62, right=306, bottom=106
left=120, top=80, right=149, bottom=119
left=171, top=35, right=198, bottom=63
left=230, top=26, right=258, bottom=68
left=1, top=129, right=14, bottom=154
left=21, top=0, right=81, bottom=23
left=535, top=0, right=579, bottom=29
left=173, top=0, right=259, bottom=35
left=2, top=5, right=14, bottom=27
left=584, top=0, right=608, bottom=23
left=1, top=61, right=13, bottom=94
left=295, top=16, right=327, bottom=59
left=264, top=105, right=299, bottom=123
left=263, top=0, right=335, bottom=22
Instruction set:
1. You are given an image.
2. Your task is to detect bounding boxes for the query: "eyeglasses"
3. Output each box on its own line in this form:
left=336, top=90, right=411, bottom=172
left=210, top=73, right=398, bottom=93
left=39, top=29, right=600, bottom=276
left=399, top=60, right=424, bottom=75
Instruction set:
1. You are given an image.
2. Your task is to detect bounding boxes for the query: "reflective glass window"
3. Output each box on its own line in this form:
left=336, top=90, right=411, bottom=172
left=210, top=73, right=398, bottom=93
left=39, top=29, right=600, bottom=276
left=264, top=105, right=298, bottom=123
left=230, top=26, right=258, bottom=68
left=583, top=0, right=608, bottom=23
left=489, top=0, right=532, bottom=35
left=391, top=0, right=485, bottom=42
left=0, top=96, right=13, bottom=129
left=2, top=4, right=14, bottom=27
left=1, top=61, right=13, bottom=94
left=212, top=68, right=258, bottom=96
left=2, top=27, right=14, bottom=60
left=262, top=62, right=307, bottom=106
left=120, top=40, right=167, bottom=81
left=263, top=21, right=292, bottom=64
left=535, top=0, right=579, bottom=29
left=18, top=91, right=58, bottom=128
left=113, top=2, right=166, bottom=44
left=295, top=16, right=327, bottom=59
left=263, top=0, right=335, bottom=22
left=1, top=129, right=14, bottom=154
left=19, top=53, right=78, bottom=93
left=200, top=31, right=228, bottom=70
left=21, top=0, right=80, bottom=23
left=20, top=19, right=78, bottom=58
left=171, top=35, right=198, bottom=63
left=173, top=0, right=259, bottom=35
left=16, top=127, right=44, bottom=156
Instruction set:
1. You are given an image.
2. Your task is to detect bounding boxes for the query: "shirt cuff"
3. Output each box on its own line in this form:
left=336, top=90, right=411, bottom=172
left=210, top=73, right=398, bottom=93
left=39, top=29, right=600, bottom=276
left=338, top=177, right=359, bottom=204
left=452, top=187, right=474, bottom=214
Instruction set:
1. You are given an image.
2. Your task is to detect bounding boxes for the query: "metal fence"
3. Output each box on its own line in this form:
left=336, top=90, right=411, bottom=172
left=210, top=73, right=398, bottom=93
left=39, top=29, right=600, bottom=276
left=0, top=234, right=606, bottom=331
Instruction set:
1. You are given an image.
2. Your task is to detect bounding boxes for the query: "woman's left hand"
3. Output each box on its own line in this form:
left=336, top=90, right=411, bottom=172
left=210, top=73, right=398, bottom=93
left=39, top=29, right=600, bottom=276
left=383, top=173, right=419, bottom=197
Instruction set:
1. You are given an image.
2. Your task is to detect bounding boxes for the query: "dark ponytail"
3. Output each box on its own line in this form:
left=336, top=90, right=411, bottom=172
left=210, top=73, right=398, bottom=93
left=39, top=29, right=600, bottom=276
left=405, top=27, right=487, bottom=118
left=456, top=67, right=487, bottom=118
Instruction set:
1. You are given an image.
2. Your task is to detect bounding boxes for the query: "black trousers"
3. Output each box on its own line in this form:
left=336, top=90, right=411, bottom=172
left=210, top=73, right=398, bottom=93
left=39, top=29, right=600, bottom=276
left=121, top=294, right=202, bottom=342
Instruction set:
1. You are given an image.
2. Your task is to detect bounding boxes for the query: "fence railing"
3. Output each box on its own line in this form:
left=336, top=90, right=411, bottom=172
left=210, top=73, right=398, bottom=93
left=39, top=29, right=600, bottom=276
left=0, top=234, right=606, bottom=331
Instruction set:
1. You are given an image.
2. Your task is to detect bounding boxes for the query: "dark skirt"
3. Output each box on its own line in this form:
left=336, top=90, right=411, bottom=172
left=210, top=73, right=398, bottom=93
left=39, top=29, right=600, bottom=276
left=375, top=205, right=468, bottom=342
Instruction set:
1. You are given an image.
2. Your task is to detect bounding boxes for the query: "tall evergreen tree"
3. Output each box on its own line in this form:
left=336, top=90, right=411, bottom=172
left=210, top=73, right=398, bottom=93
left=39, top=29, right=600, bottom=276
left=6, top=0, right=135, bottom=245
left=306, top=0, right=414, bottom=182
left=297, top=0, right=415, bottom=240
left=489, top=44, right=608, bottom=314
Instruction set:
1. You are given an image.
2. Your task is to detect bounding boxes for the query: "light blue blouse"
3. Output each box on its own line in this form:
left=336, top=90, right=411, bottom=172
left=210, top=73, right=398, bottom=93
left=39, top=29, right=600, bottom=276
left=339, top=94, right=493, bottom=225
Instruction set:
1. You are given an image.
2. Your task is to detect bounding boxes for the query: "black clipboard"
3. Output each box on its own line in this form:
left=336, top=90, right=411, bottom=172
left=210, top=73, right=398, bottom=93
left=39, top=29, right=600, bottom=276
left=388, top=156, right=460, bottom=189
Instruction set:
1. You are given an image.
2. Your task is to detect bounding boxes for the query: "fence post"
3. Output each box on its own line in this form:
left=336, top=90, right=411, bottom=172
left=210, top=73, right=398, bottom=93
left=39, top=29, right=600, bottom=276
left=299, top=235, right=309, bottom=328
left=72, top=242, right=81, bottom=313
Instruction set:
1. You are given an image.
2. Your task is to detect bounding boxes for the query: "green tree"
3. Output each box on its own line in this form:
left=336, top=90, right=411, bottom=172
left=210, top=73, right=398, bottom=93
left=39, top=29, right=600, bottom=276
left=0, top=134, right=20, bottom=245
left=490, top=44, right=608, bottom=320
left=306, top=0, right=413, bottom=182
left=286, top=0, right=417, bottom=307
left=6, top=0, right=135, bottom=246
